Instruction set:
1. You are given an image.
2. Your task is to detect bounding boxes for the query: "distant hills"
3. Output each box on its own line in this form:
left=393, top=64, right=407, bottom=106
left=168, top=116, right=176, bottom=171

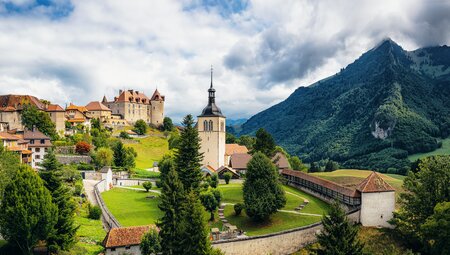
left=239, top=39, right=450, bottom=173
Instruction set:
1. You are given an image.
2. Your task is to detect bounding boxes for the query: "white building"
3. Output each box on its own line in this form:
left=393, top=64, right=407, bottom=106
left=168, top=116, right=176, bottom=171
left=23, top=129, right=52, bottom=169
left=103, top=225, right=155, bottom=255
left=357, top=171, right=396, bottom=228
left=197, top=69, right=226, bottom=170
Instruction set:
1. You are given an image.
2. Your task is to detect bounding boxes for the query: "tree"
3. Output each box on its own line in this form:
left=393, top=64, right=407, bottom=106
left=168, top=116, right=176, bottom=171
left=0, top=146, right=20, bottom=200
left=21, top=105, right=57, bottom=139
left=93, top=147, right=114, bottom=168
left=143, top=181, right=152, bottom=192
left=243, top=152, right=286, bottom=221
left=209, top=174, right=219, bottom=188
left=113, top=141, right=126, bottom=167
left=162, top=117, right=174, bottom=131
left=311, top=201, right=364, bottom=255
left=391, top=155, right=450, bottom=252
left=226, top=133, right=237, bottom=143
left=39, top=149, right=78, bottom=252
left=175, top=114, right=204, bottom=192
left=134, top=119, right=148, bottom=135
left=252, top=128, right=276, bottom=157
left=119, top=131, right=131, bottom=139
left=157, top=167, right=186, bottom=255
left=158, top=155, right=176, bottom=184
left=289, top=156, right=308, bottom=172
left=421, top=202, right=450, bottom=254
left=325, top=160, right=339, bottom=172
left=168, top=131, right=180, bottom=150
left=0, top=165, right=57, bottom=255
left=223, top=172, right=232, bottom=184
left=238, top=135, right=255, bottom=150
left=309, top=162, right=321, bottom=172
left=234, top=203, right=244, bottom=216
left=140, top=228, right=162, bottom=255
left=200, top=190, right=219, bottom=221
left=75, top=141, right=91, bottom=154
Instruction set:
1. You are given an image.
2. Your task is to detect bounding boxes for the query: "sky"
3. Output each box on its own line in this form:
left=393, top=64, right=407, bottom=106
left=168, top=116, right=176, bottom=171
left=0, top=0, right=449, bottom=122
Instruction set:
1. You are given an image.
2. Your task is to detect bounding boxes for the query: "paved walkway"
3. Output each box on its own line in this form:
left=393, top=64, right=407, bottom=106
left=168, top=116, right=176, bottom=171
left=221, top=203, right=322, bottom=217
left=83, top=179, right=100, bottom=206
left=116, top=186, right=161, bottom=194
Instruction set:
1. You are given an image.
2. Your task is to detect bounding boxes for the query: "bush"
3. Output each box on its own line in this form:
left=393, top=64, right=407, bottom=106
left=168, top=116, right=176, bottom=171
left=77, top=163, right=94, bottom=170
left=155, top=180, right=162, bottom=188
left=142, top=181, right=152, bottom=192
left=234, top=203, right=244, bottom=216
left=75, top=141, right=91, bottom=155
left=74, top=181, right=83, bottom=196
left=210, top=174, right=219, bottom=188
left=119, top=131, right=131, bottom=139
left=88, top=205, right=102, bottom=220
left=223, top=172, right=232, bottom=184
left=133, top=120, right=148, bottom=135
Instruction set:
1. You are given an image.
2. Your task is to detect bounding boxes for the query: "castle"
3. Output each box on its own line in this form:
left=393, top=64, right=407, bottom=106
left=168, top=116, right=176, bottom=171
left=103, top=89, right=165, bottom=126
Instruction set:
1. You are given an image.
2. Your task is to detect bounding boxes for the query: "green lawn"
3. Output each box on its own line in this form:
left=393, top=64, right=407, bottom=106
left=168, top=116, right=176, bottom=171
left=72, top=203, right=106, bottom=255
left=124, top=130, right=170, bottom=170
left=408, top=138, right=450, bottom=161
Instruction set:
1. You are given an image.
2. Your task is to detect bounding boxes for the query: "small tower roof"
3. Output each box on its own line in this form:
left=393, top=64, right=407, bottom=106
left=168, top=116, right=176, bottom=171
left=102, top=95, right=108, bottom=103
left=151, top=89, right=165, bottom=101
left=199, top=66, right=225, bottom=118
left=356, top=172, right=395, bottom=193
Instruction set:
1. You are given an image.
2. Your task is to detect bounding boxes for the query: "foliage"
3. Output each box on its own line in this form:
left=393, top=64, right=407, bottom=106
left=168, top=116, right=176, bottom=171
left=88, top=205, right=102, bottom=220
left=143, top=181, right=153, bottom=192
left=210, top=174, right=219, bottom=188
left=119, top=131, right=131, bottom=139
left=310, top=201, right=364, bottom=255
left=421, top=202, right=450, bottom=255
left=234, top=203, right=244, bottom=216
left=140, top=228, right=162, bottom=255
left=240, top=41, right=450, bottom=172
left=243, top=152, right=286, bottom=221
left=175, top=114, right=204, bottom=192
left=168, top=131, right=180, bottom=150
left=0, top=146, right=20, bottom=200
left=289, top=156, right=308, bottom=171
left=162, top=117, right=174, bottom=131
left=252, top=128, right=276, bottom=157
left=77, top=162, right=94, bottom=170
left=21, top=104, right=57, bottom=139
left=309, top=162, right=321, bottom=173
left=325, top=160, right=339, bottom=172
left=134, top=119, right=148, bottom=135
left=158, top=155, right=175, bottom=185
left=238, top=135, right=256, bottom=150
left=226, top=132, right=238, bottom=143
left=155, top=180, right=162, bottom=188
left=391, top=155, right=450, bottom=253
left=200, top=190, right=220, bottom=221
left=113, top=141, right=137, bottom=170
left=92, top=147, right=113, bottom=168
left=75, top=141, right=91, bottom=154
left=74, top=181, right=83, bottom=196
left=0, top=165, right=57, bottom=255
left=223, top=172, right=232, bottom=184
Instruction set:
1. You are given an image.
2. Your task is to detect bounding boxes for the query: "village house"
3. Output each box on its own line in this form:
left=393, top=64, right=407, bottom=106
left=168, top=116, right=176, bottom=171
left=0, top=94, right=65, bottom=133
left=229, top=152, right=290, bottom=175
left=22, top=129, right=52, bottom=169
left=85, top=101, right=112, bottom=122
left=65, top=103, right=91, bottom=129
left=0, top=131, right=32, bottom=165
left=103, top=89, right=165, bottom=126
left=224, top=143, right=248, bottom=166
left=103, top=225, right=155, bottom=255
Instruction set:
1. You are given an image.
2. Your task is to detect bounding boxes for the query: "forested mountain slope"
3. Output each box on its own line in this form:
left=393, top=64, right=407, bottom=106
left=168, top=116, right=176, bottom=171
left=240, top=39, right=450, bottom=173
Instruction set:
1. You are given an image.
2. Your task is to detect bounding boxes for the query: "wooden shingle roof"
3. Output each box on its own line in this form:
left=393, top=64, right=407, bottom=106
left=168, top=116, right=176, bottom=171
left=356, top=171, right=395, bottom=193
left=103, top=225, right=156, bottom=248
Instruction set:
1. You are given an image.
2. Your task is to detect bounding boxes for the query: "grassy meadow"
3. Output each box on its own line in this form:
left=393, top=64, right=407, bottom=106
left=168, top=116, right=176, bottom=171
left=408, top=137, right=450, bottom=162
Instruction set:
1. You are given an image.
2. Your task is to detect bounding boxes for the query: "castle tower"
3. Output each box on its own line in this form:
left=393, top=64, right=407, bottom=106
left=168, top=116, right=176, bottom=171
left=198, top=67, right=226, bottom=170
left=150, top=89, right=165, bottom=126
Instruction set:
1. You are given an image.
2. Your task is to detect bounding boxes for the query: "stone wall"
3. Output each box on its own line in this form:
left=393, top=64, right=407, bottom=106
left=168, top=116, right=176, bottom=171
left=54, top=146, right=75, bottom=155
left=93, top=180, right=121, bottom=230
left=56, top=155, right=91, bottom=164
left=115, top=178, right=157, bottom=187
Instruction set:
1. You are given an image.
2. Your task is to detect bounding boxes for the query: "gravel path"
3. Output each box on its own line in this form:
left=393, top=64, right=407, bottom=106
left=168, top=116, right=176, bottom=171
left=83, top=179, right=100, bottom=206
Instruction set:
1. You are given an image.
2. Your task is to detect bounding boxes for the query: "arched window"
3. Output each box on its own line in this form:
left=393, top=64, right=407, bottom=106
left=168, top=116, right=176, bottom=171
left=221, top=121, right=224, bottom=132
left=209, top=120, right=213, bottom=131
left=203, top=120, right=208, bottom=131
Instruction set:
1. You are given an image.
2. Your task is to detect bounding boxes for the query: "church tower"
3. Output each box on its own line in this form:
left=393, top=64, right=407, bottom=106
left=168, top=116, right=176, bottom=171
left=198, top=67, right=226, bottom=170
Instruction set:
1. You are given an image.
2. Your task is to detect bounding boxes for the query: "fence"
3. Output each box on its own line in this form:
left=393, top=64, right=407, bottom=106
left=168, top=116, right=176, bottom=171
left=93, top=179, right=121, bottom=229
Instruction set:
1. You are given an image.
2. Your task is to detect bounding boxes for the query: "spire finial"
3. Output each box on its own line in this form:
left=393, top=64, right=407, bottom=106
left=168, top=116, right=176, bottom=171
left=210, top=65, right=213, bottom=89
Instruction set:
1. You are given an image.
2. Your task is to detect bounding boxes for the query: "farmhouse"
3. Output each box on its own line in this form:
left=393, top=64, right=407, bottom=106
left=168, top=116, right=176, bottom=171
left=103, top=225, right=155, bottom=255
left=22, top=129, right=52, bottom=169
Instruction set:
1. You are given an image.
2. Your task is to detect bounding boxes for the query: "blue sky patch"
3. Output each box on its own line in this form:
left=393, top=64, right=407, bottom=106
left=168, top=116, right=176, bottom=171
left=1, top=0, right=74, bottom=19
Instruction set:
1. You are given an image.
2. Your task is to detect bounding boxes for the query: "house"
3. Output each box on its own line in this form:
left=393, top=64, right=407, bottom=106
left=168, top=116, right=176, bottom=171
left=216, top=166, right=240, bottom=179
left=0, top=131, right=32, bottom=165
left=85, top=101, right=112, bottom=122
left=224, top=144, right=248, bottom=166
left=272, top=152, right=290, bottom=170
left=229, top=153, right=253, bottom=175
left=103, top=89, right=165, bottom=126
left=23, top=129, right=52, bottom=169
left=99, top=166, right=113, bottom=191
left=201, top=165, right=217, bottom=177
left=105, top=114, right=128, bottom=127
left=0, top=94, right=65, bottom=133
left=65, top=103, right=91, bottom=129
left=103, top=225, right=156, bottom=255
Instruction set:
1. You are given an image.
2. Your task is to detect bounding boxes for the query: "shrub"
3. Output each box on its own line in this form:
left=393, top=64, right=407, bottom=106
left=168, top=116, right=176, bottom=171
left=119, top=131, right=131, bottom=139
left=143, top=181, right=152, bottom=192
left=210, top=174, right=219, bottom=188
left=88, top=205, right=102, bottom=220
left=133, top=120, right=148, bottom=135
left=77, top=163, right=94, bottom=170
left=223, top=172, right=232, bottom=184
left=74, top=181, right=83, bottom=196
left=75, top=141, right=91, bottom=155
left=234, top=203, right=244, bottom=216
left=155, top=180, right=162, bottom=188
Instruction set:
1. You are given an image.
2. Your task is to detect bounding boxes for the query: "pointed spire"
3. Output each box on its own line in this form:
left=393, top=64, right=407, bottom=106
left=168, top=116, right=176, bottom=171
left=210, top=65, right=213, bottom=89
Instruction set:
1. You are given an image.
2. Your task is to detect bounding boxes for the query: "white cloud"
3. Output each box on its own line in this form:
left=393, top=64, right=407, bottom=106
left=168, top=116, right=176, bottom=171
left=0, top=0, right=449, bottom=122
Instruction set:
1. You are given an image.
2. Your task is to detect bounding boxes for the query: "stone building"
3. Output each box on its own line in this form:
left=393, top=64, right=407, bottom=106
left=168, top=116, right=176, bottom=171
left=198, top=71, right=226, bottom=170
left=0, top=94, right=65, bottom=133
left=103, top=225, right=155, bottom=255
left=23, top=129, right=52, bottom=169
left=65, top=103, right=91, bottom=128
left=0, top=131, right=32, bottom=165
left=103, top=89, right=164, bottom=126
left=85, top=101, right=112, bottom=121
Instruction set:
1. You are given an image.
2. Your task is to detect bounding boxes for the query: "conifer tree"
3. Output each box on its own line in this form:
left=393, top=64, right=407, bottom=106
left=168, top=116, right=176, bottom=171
left=0, top=165, right=57, bottom=255
left=157, top=166, right=186, bottom=255
left=175, top=114, right=204, bottom=192
left=243, top=152, right=286, bottom=221
left=158, top=154, right=175, bottom=184
left=39, top=149, right=78, bottom=252
left=113, top=141, right=126, bottom=167
left=252, top=128, right=276, bottom=157
left=311, top=201, right=364, bottom=255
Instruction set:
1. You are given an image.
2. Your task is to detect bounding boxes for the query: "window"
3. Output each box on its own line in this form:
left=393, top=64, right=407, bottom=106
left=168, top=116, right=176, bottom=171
left=111, top=248, right=116, bottom=251
left=35, top=148, right=40, bottom=153
left=209, top=120, right=213, bottom=131
left=221, top=121, right=224, bottom=132
left=125, top=246, right=130, bottom=250
left=203, top=120, right=208, bottom=131
left=36, top=155, right=41, bottom=159
left=30, top=140, right=35, bottom=144
left=40, top=139, right=45, bottom=144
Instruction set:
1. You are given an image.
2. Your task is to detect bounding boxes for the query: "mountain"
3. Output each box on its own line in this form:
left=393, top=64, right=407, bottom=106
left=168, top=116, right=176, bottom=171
left=240, top=39, right=450, bottom=173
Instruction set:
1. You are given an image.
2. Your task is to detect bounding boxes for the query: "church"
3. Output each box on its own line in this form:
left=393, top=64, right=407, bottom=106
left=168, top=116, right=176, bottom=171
left=197, top=69, right=226, bottom=170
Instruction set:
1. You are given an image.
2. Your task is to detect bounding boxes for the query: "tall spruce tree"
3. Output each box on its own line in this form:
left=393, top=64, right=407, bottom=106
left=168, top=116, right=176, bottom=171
left=113, top=141, right=126, bottom=167
left=243, top=152, right=286, bottom=221
left=157, top=166, right=186, bottom=255
left=252, top=128, right=276, bottom=157
left=39, top=149, right=78, bottom=252
left=158, top=154, right=175, bottom=184
left=311, top=201, right=364, bottom=255
left=175, top=114, right=204, bottom=192
left=0, top=165, right=57, bottom=255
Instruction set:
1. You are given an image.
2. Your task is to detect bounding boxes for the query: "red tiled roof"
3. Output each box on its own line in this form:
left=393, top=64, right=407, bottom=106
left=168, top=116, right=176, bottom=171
left=85, top=101, right=111, bottom=111
left=150, top=89, right=165, bottom=101
left=0, top=132, right=20, bottom=140
left=230, top=153, right=252, bottom=169
left=281, top=169, right=361, bottom=198
left=46, top=104, right=64, bottom=112
left=66, top=103, right=88, bottom=112
left=0, top=95, right=46, bottom=111
left=356, top=172, right=395, bottom=193
left=272, top=152, right=290, bottom=169
left=225, top=144, right=248, bottom=156
left=103, top=226, right=156, bottom=248
left=115, top=90, right=151, bottom=104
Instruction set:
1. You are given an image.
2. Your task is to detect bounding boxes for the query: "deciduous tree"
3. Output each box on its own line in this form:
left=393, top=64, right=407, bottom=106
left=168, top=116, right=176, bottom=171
left=134, top=119, right=148, bottom=135
left=252, top=128, right=276, bottom=157
left=289, top=156, right=308, bottom=172
left=200, top=190, right=219, bottom=221
left=162, top=117, right=174, bottom=131
left=21, top=105, right=57, bottom=139
left=140, top=228, right=161, bottom=255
